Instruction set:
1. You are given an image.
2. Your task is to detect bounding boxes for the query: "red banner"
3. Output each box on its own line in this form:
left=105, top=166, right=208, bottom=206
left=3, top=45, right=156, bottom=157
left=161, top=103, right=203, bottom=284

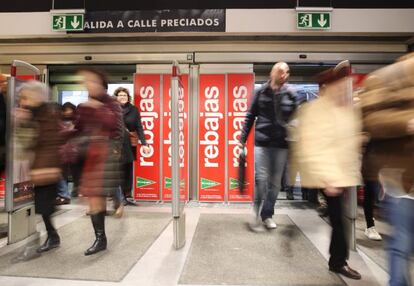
left=133, top=74, right=161, bottom=201
left=198, top=74, right=226, bottom=202
left=227, top=74, right=255, bottom=202
left=0, top=171, right=5, bottom=200
left=162, top=74, right=189, bottom=201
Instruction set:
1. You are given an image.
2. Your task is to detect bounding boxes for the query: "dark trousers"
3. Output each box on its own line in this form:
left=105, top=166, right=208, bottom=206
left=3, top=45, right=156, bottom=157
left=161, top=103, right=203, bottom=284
left=42, top=214, right=56, bottom=234
left=34, top=184, right=57, bottom=235
left=363, top=180, right=379, bottom=228
left=327, top=193, right=349, bottom=269
left=122, top=162, right=133, bottom=198
left=71, top=160, right=84, bottom=196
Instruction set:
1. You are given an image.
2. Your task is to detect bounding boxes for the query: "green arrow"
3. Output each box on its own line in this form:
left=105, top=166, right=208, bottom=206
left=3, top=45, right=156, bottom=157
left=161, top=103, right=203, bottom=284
left=164, top=177, right=185, bottom=189
left=229, top=177, right=249, bottom=190
left=317, top=14, right=327, bottom=27
left=230, top=178, right=239, bottom=190
left=165, top=177, right=172, bottom=189
left=136, top=177, right=156, bottom=188
left=201, top=178, right=220, bottom=189
left=70, top=15, right=81, bottom=29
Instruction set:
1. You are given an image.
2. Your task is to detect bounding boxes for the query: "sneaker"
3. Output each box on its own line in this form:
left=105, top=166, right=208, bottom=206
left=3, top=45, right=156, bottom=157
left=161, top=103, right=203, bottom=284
left=365, top=227, right=382, bottom=241
left=55, top=197, right=71, bottom=205
left=263, top=218, right=277, bottom=229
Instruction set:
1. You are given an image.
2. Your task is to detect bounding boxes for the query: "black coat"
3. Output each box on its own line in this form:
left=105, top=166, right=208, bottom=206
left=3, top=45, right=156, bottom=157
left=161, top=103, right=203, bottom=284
left=240, top=82, right=298, bottom=148
left=121, top=102, right=147, bottom=161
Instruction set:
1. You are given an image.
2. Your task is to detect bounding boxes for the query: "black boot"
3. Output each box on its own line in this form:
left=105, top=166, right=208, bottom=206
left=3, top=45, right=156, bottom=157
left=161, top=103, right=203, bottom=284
left=84, top=212, right=107, bottom=256
left=37, top=231, right=60, bottom=253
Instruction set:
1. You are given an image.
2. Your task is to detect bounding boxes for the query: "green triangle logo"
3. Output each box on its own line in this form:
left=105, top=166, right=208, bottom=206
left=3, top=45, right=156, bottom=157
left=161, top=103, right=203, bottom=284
left=165, top=177, right=172, bottom=189
left=136, top=177, right=156, bottom=188
left=201, top=178, right=220, bottom=189
left=230, top=178, right=239, bottom=190
left=164, top=177, right=185, bottom=189
left=229, top=177, right=248, bottom=190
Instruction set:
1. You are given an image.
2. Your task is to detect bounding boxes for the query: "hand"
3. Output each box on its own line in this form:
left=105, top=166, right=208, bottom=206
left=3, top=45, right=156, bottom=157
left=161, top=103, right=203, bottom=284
left=407, top=119, right=414, bottom=135
left=323, top=183, right=343, bottom=197
left=142, top=145, right=151, bottom=155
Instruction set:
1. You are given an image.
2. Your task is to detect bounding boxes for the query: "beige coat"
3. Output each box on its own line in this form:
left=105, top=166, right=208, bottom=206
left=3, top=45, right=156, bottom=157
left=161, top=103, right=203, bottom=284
left=290, top=94, right=362, bottom=188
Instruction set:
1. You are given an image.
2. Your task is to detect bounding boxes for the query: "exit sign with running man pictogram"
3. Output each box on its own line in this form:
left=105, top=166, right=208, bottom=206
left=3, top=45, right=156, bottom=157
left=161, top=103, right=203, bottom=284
left=52, top=14, right=84, bottom=31
left=297, top=12, right=331, bottom=30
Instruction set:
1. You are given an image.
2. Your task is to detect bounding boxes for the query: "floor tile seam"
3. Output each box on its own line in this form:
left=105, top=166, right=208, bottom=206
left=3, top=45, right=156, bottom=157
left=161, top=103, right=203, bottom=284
left=115, top=215, right=174, bottom=283
left=120, top=210, right=201, bottom=285
left=356, top=248, right=389, bottom=286
left=289, top=212, right=384, bottom=286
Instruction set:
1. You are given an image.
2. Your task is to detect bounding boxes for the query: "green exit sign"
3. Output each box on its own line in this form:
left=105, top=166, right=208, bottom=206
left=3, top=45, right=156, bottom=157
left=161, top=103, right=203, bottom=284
left=297, top=12, right=331, bottom=30
left=52, top=14, right=84, bottom=31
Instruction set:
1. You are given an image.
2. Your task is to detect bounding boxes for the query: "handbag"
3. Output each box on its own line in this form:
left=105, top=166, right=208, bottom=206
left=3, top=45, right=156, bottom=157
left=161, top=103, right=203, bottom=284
left=60, top=135, right=90, bottom=164
left=128, top=131, right=139, bottom=146
left=30, top=167, right=61, bottom=186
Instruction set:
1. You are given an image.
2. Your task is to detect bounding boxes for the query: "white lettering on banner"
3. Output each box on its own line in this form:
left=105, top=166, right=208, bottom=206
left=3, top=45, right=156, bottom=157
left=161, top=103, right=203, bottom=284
left=200, top=86, right=223, bottom=168
left=117, top=20, right=124, bottom=28
left=139, top=86, right=158, bottom=167
left=84, top=21, right=114, bottom=29
left=164, top=87, right=186, bottom=168
left=229, top=85, right=248, bottom=167
left=127, top=19, right=157, bottom=28
left=159, top=18, right=221, bottom=27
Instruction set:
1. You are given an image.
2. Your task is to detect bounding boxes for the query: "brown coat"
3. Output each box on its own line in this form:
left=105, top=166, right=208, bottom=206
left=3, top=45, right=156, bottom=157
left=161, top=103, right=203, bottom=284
left=360, top=55, right=414, bottom=194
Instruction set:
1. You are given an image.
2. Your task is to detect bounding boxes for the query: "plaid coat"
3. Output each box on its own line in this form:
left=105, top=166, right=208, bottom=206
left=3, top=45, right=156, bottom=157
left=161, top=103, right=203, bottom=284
left=75, top=94, right=123, bottom=197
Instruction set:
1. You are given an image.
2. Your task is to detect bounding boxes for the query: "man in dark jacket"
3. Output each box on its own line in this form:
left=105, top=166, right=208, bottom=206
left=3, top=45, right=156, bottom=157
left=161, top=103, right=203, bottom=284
left=239, top=62, right=298, bottom=230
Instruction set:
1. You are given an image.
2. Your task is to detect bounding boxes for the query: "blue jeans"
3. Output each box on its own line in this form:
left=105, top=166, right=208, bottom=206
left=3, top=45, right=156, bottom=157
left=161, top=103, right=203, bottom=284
left=113, top=186, right=125, bottom=207
left=254, top=146, right=288, bottom=221
left=386, top=195, right=414, bottom=286
left=57, top=179, right=71, bottom=199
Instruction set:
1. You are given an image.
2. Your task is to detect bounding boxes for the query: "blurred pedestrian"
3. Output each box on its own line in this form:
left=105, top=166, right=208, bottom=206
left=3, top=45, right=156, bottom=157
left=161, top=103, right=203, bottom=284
left=74, top=68, right=123, bottom=256
left=239, top=62, right=298, bottom=231
left=56, top=102, right=77, bottom=205
left=113, top=87, right=150, bottom=207
left=292, top=61, right=362, bottom=279
left=360, top=53, right=414, bottom=286
left=17, top=81, right=63, bottom=253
